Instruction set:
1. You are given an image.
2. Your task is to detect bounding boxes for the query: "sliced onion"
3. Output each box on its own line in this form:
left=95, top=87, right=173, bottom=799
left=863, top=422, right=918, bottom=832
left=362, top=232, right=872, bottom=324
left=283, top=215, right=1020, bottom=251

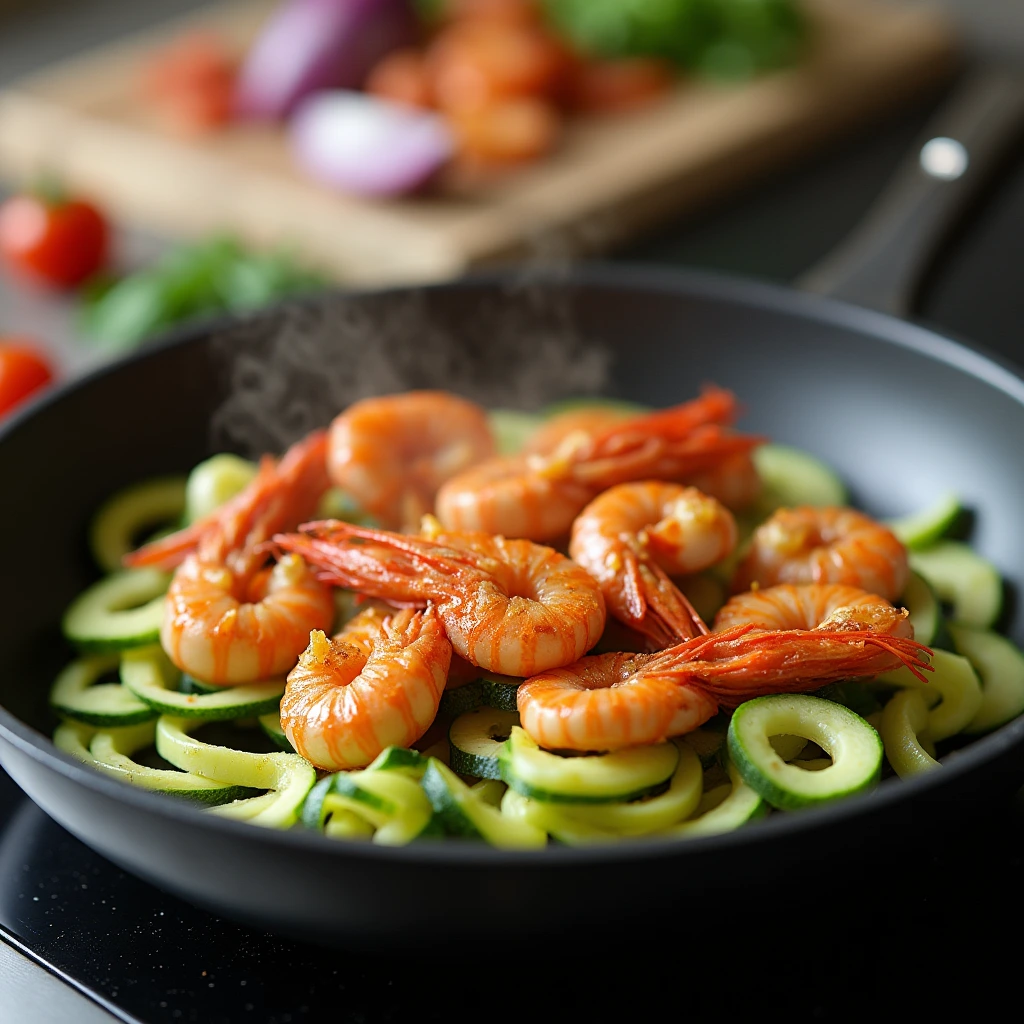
left=290, top=91, right=455, bottom=196
left=235, top=0, right=416, bottom=120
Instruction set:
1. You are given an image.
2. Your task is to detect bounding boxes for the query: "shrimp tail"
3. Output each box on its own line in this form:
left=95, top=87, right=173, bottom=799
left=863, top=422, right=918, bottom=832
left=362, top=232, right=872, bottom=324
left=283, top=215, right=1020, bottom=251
left=589, top=386, right=740, bottom=447
left=571, top=425, right=765, bottom=490
left=122, top=516, right=212, bottom=572
left=125, top=431, right=329, bottom=572
left=274, top=520, right=479, bottom=604
left=666, top=630, right=933, bottom=708
left=633, top=561, right=709, bottom=647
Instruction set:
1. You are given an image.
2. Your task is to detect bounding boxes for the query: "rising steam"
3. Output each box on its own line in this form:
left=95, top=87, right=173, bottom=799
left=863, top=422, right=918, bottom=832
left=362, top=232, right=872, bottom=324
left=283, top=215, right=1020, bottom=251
left=208, top=263, right=611, bottom=457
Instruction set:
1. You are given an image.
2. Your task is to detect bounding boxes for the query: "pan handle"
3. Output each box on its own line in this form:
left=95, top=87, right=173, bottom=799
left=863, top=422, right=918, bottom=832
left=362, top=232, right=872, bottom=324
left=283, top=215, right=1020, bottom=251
left=796, top=66, right=1024, bottom=317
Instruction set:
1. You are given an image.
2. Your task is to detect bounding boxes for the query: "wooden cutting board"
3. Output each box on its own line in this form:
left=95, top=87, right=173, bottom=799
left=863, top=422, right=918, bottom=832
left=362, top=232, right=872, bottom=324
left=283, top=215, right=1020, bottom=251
left=0, top=0, right=957, bottom=286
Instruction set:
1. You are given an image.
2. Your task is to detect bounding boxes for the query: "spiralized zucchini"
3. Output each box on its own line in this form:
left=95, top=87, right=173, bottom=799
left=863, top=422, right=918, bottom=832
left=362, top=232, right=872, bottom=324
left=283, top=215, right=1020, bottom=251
left=50, top=434, right=1024, bottom=849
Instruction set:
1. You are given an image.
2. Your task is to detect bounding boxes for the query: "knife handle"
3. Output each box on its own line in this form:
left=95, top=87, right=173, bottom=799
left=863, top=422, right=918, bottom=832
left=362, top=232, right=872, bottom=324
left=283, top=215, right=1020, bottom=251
left=796, top=66, right=1024, bottom=317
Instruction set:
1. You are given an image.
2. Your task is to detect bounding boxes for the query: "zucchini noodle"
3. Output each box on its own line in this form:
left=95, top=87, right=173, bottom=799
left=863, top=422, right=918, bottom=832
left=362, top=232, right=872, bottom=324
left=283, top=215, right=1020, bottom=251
left=46, top=404, right=1024, bottom=848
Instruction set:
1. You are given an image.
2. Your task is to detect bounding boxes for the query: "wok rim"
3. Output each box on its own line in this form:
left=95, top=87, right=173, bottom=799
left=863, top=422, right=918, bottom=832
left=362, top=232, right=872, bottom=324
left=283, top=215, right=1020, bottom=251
left=2, top=261, right=1023, bottom=871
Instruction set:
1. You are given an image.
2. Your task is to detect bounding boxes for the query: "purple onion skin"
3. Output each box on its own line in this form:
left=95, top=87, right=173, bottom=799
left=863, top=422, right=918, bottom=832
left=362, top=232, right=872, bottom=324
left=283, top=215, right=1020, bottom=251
left=290, top=91, right=455, bottom=197
left=235, top=0, right=417, bottom=121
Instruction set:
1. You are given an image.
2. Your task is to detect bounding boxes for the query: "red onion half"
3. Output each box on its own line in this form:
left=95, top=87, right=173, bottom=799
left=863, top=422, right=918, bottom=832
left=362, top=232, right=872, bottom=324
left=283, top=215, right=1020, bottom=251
left=235, top=0, right=416, bottom=120
left=290, top=91, right=455, bottom=196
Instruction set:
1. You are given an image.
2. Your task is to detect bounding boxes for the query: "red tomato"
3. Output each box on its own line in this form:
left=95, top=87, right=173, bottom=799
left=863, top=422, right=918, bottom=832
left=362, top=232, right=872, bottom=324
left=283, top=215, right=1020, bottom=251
left=0, top=341, right=55, bottom=418
left=142, top=31, right=237, bottom=137
left=568, top=59, right=675, bottom=114
left=365, top=49, right=435, bottom=109
left=0, top=193, right=108, bottom=289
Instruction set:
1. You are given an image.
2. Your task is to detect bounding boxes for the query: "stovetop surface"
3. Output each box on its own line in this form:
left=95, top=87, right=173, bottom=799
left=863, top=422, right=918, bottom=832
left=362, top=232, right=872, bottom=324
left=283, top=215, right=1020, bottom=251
left=3, top=69, right=1024, bottom=1023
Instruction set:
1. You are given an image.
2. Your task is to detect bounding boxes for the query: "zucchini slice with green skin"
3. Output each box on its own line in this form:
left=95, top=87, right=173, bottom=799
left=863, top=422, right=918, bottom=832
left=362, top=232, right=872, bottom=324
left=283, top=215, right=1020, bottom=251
left=449, top=708, right=519, bottom=780
left=52, top=719, right=255, bottom=804
left=258, top=712, right=294, bottom=752
left=179, top=674, right=220, bottom=695
left=324, top=809, right=376, bottom=840
left=155, top=716, right=315, bottom=829
left=666, top=762, right=767, bottom=837
left=751, top=443, right=848, bottom=516
left=439, top=674, right=522, bottom=717
left=62, top=569, right=169, bottom=652
left=422, top=759, right=547, bottom=848
left=947, top=624, right=1024, bottom=734
left=874, top=648, right=982, bottom=742
left=548, top=742, right=703, bottom=836
left=498, top=726, right=679, bottom=804
left=90, top=477, right=187, bottom=574
left=365, top=745, right=431, bottom=776
left=302, top=770, right=436, bottom=845
left=499, top=788, right=617, bottom=846
left=438, top=679, right=486, bottom=717
left=50, top=654, right=157, bottom=727
left=480, top=673, right=522, bottom=712
left=53, top=720, right=101, bottom=764
left=183, top=453, right=257, bottom=524
left=121, top=646, right=285, bottom=721
left=886, top=493, right=963, bottom=550
left=879, top=688, right=940, bottom=778
left=488, top=409, right=545, bottom=456
left=898, top=570, right=951, bottom=649
left=727, top=695, right=883, bottom=811
left=88, top=722, right=257, bottom=804
left=908, top=541, right=1003, bottom=630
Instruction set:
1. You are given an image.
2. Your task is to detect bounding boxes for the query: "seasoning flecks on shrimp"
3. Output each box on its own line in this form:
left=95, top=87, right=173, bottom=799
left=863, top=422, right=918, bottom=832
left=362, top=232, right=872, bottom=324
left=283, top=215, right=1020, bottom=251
left=435, top=387, right=764, bottom=541
left=152, top=433, right=335, bottom=685
left=569, top=482, right=737, bottom=648
left=328, top=390, right=495, bottom=533
left=731, top=505, right=909, bottom=602
left=281, top=605, right=451, bottom=771
left=274, top=520, right=607, bottom=677
left=518, top=584, right=930, bottom=751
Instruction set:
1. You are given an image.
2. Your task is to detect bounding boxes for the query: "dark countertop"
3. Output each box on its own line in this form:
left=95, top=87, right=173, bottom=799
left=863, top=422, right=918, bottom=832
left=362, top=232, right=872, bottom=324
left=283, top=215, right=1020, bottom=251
left=2, top=2, right=1024, bottom=1021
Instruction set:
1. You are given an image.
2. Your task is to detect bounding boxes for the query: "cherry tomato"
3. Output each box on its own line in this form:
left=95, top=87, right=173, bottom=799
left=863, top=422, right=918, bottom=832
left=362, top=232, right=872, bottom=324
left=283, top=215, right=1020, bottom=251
left=450, top=97, right=561, bottom=167
left=0, top=193, right=108, bottom=289
left=0, top=340, right=55, bottom=418
left=427, top=21, right=570, bottom=114
left=365, top=49, right=435, bottom=109
left=143, top=32, right=237, bottom=137
left=568, top=59, right=675, bottom=114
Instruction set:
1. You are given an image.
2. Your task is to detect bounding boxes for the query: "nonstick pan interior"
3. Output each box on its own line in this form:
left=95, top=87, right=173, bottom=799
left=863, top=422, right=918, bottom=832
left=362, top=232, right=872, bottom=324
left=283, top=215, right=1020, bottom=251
left=2, top=267, right=1023, bottom=944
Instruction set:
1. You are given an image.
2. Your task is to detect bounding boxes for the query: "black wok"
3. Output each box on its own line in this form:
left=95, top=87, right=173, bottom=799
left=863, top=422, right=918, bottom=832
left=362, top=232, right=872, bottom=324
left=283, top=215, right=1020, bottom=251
left=2, top=71, right=1024, bottom=947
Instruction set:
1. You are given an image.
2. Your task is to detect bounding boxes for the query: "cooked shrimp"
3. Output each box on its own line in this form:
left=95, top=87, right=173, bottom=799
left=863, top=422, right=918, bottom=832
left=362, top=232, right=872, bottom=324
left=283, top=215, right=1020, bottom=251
left=686, top=452, right=762, bottom=511
left=519, top=590, right=930, bottom=751
left=155, top=433, right=336, bottom=685
left=125, top=432, right=331, bottom=573
left=328, top=391, right=495, bottom=532
left=732, top=506, right=909, bottom=601
left=522, top=407, right=628, bottom=455
left=714, top=582, right=913, bottom=638
left=281, top=606, right=451, bottom=770
left=524, top=407, right=762, bottom=510
left=435, top=386, right=763, bottom=541
left=333, top=604, right=391, bottom=653
left=517, top=652, right=720, bottom=752
left=569, top=482, right=737, bottom=647
left=274, top=521, right=606, bottom=676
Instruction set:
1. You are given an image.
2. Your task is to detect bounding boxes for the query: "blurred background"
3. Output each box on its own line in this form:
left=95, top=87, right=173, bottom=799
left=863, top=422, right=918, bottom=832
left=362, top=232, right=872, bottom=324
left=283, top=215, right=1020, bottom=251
left=0, top=0, right=1021, bottom=409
